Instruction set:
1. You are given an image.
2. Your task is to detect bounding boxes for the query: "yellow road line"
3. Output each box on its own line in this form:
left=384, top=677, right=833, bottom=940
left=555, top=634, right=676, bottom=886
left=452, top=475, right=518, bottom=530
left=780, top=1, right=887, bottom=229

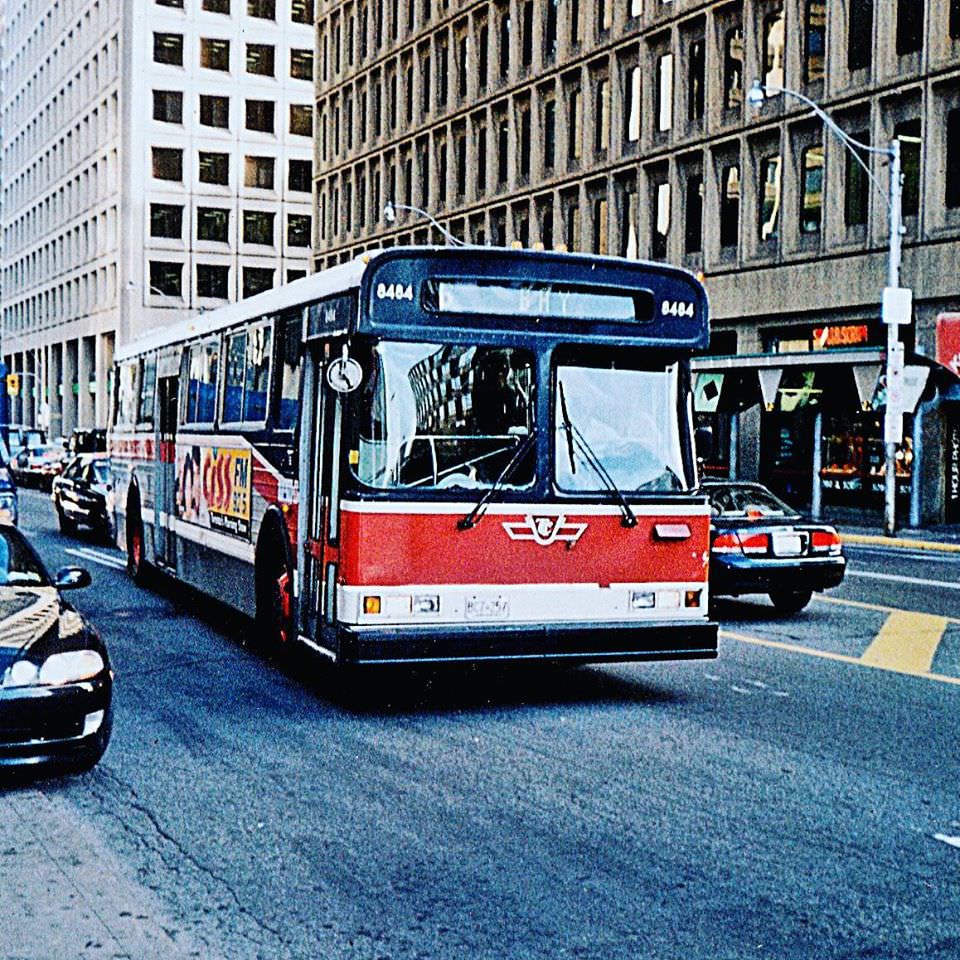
left=842, top=533, right=960, bottom=554
left=814, top=592, right=960, bottom=624
left=859, top=611, right=949, bottom=675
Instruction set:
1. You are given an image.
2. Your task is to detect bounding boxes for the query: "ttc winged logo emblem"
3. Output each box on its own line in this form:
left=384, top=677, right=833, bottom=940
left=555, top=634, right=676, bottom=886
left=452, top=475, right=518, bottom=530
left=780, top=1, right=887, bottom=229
left=502, top=514, right=587, bottom=547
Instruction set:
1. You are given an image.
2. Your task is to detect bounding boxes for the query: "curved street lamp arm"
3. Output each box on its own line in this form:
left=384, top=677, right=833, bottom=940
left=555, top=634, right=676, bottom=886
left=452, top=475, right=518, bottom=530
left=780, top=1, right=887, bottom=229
left=383, top=201, right=465, bottom=246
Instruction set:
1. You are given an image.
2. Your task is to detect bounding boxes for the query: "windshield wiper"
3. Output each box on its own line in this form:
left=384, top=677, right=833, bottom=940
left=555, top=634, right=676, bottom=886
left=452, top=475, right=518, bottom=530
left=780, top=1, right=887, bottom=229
left=458, top=430, right=537, bottom=530
left=557, top=383, right=637, bottom=529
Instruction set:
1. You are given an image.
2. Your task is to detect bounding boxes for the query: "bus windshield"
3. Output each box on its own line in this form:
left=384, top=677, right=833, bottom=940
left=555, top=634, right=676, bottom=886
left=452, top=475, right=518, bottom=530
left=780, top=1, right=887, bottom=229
left=554, top=362, right=688, bottom=493
left=351, top=341, right=536, bottom=490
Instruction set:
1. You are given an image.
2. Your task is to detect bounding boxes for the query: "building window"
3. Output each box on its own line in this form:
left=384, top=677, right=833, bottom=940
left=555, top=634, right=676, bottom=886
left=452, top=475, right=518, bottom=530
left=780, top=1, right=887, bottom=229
left=243, top=211, right=275, bottom=245
left=724, top=27, right=743, bottom=111
left=620, top=185, right=638, bottom=258
left=438, top=39, right=449, bottom=107
left=499, top=10, right=511, bottom=80
left=759, top=155, right=781, bottom=239
left=158, top=0, right=184, bottom=7
left=456, top=133, right=467, bottom=195
left=243, top=267, right=274, bottom=298
left=895, top=119, right=922, bottom=217
left=152, top=147, right=183, bottom=181
left=720, top=165, right=740, bottom=248
left=804, top=1, right=826, bottom=83
left=288, top=270, right=307, bottom=282
left=522, top=1, right=534, bottom=66
left=478, top=23, right=489, bottom=89
left=288, top=214, right=311, bottom=246
left=290, top=48, right=313, bottom=80
left=656, top=54, right=673, bottom=132
left=896, top=0, right=923, bottom=56
left=592, top=198, right=608, bottom=254
left=246, top=100, right=275, bottom=133
left=844, top=136, right=869, bottom=226
left=800, top=144, right=824, bottom=233
left=567, top=89, right=581, bottom=160
left=952, top=0, right=960, bottom=39
left=688, top=39, right=705, bottom=122
left=248, top=0, right=275, bottom=19
left=290, top=105, right=313, bottom=136
left=246, top=44, right=275, bottom=75
left=519, top=106, right=531, bottom=178
left=199, top=95, right=229, bottom=128
left=624, top=66, right=640, bottom=143
left=150, top=204, right=183, bottom=238
left=570, top=0, right=580, bottom=45
left=197, top=265, right=229, bottom=298
left=684, top=175, right=703, bottom=254
left=153, top=33, right=184, bottom=66
left=497, top=116, right=509, bottom=185
left=763, top=9, right=785, bottom=90
left=289, top=159, right=312, bottom=192
left=202, top=0, right=230, bottom=12
left=244, top=155, right=275, bottom=188
left=199, top=152, right=229, bottom=184
left=594, top=79, right=610, bottom=154
left=457, top=35, right=469, bottom=98
left=200, top=38, right=230, bottom=70
left=153, top=90, right=183, bottom=123
left=652, top=182, right=670, bottom=259
left=197, top=208, right=230, bottom=241
left=545, top=0, right=558, bottom=59
left=947, top=109, right=960, bottom=209
left=543, top=98, right=556, bottom=170
left=848, top=1, right=873, bottom=71
left=291, top=0, right=313, bottom=24
left=149, top=261, right=182, bottom=298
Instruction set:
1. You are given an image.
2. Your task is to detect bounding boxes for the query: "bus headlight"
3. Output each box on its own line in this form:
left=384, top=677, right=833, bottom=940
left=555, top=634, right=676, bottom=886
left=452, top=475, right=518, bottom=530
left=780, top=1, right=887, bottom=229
left=412, top=595, right=440, bottom=615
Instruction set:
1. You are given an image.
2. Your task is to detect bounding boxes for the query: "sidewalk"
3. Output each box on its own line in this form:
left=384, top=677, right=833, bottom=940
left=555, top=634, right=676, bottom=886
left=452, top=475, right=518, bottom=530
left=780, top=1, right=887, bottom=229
left=834, top=522, right=960, bottom=553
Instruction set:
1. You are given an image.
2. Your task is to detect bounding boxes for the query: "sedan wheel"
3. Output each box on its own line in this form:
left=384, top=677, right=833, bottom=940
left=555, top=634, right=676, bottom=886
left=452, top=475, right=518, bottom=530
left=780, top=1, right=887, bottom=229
left=769, top=588, right=813, bottom=615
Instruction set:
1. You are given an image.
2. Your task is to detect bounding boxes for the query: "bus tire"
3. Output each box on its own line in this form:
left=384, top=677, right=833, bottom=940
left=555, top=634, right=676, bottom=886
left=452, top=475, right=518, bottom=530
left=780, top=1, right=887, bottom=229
left=255, top=534, right=294, bottom=654
left=126, top=497, right=149, bottom=585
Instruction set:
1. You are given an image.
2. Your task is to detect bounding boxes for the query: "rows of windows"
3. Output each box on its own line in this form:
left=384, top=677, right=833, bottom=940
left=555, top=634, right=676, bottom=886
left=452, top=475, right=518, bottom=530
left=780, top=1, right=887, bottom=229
left=149, top=150, right=311, bottom=192
left=115, top=310, right=302, bottom=432
left=149, top=203, right=311, bottom=247
left=152, top=32, right=313, bottom=81
left=146, top=261, right=307, bottom=301
left=150, top=89, right=314, bottom=136
left=153, top=0, right=312, bottom=23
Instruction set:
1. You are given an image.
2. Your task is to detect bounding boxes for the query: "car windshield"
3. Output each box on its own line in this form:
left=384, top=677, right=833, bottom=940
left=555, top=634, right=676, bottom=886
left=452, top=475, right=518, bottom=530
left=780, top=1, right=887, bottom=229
left=349, top=341, right=536, bottom=490
left=93, top=461, right=110, bottom=484
left=0, top=529, right=49, bottom=586
left=554, top=361, right=688, bottom=493
left=707, top=484, right=798, bottom=519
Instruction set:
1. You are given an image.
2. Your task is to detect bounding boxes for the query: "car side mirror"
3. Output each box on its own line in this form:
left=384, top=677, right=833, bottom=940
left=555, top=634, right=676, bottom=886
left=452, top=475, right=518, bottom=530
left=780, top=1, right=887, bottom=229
left=53, top=566, right=92, bottom=590
left=695, top=425, right=714, bottom=459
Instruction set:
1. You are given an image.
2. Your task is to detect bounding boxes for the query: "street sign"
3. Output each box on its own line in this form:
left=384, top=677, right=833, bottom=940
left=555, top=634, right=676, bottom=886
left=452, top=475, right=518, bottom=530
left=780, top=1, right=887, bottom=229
left=887, top=342, right=905, bottom=411
left=5, top=373, right=19, bottom=397
left=882, top=287, right=913, bottom=326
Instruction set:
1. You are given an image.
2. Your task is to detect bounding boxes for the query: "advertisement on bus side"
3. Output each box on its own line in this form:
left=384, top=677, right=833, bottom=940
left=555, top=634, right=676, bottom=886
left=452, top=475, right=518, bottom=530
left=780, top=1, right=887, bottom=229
left=177, top=445, right=252, bottom=537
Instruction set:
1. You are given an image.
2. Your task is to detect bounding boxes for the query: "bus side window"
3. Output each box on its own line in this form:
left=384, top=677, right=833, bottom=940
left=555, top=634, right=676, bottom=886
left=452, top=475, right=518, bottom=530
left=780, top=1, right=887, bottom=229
left=137, top=356, right=157, bottom=426
left=185, top=340, right=219, bottom=424
left=275, top=315, right=301, bottom=430
left=243, top=324, right=272, bottom=423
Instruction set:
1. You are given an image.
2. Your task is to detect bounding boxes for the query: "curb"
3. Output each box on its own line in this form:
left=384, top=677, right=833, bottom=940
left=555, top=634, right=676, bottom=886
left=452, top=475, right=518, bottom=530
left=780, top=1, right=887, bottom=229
left=841, top=533, right=960, bottom=553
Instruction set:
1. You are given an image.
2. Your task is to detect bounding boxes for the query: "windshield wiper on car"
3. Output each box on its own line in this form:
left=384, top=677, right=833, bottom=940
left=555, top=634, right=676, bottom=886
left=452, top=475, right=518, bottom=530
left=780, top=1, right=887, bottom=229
left=557, top=382, right=637, bottom=529
left=458, top=430, right=537, bottom=530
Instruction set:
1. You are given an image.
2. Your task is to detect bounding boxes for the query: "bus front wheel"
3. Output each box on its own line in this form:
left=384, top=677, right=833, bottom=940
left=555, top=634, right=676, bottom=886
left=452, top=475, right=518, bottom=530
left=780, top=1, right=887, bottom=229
left=255, top=543, right=293, bottom=653
left=126, top=505, right=148, bottom=585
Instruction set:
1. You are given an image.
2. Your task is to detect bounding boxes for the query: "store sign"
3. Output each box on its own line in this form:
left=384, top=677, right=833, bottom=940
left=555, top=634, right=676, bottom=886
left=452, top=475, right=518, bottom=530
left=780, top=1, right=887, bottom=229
left=812, top=324, right=870, bottom=349
left=936, top=313, right=960, bottom=376
left=948, top=414, right=960, bottom=524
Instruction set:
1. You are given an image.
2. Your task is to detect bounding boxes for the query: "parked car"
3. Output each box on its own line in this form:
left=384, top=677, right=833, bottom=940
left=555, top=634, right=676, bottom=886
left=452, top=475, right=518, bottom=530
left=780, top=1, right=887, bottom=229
left=52, top=454, right=113, bottom=540
left=703, top=480, right=846, bottom=614
left=0, top=437, right=17, bottom=525
left=10, top=443, right=67, bottom=490
left=0, top=523, right=112, bottom=772
left=68, top=428, right=107, bottom=455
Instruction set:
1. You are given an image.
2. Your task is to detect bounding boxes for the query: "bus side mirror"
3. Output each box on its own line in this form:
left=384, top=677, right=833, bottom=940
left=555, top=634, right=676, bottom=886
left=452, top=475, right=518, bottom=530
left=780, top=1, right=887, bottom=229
left=695, top=426, right=714, bottom=459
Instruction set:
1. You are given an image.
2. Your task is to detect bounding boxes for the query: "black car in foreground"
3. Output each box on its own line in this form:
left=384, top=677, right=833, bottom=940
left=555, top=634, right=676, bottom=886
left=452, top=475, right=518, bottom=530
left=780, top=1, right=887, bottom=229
left=703, top=481, right=846, bottom=614
left=0, top=524, right=111, bottom=773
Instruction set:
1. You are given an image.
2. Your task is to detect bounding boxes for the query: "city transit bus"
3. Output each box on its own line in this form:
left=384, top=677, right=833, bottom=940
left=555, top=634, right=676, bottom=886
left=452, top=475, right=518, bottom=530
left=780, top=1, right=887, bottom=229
left=109, top=247, right=717, bottom=666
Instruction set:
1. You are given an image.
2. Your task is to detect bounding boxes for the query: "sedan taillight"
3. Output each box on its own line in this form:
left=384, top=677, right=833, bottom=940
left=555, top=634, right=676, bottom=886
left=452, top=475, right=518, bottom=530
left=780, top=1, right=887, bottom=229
left=712, top=532, right=742, bottom=554
left=738, top=532, right=769, bottom=555
left=809, top=528, right=842, bottom=555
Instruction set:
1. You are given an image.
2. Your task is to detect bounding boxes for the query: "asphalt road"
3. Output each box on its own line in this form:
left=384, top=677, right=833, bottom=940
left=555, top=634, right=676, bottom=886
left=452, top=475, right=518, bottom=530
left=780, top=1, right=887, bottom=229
left=4, top=489, right=960, bottom=960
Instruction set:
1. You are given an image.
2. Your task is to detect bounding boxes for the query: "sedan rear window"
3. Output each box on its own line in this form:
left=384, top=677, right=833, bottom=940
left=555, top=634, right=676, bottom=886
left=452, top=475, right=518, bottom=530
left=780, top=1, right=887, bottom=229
left=708, top=485, right=798, bottom=519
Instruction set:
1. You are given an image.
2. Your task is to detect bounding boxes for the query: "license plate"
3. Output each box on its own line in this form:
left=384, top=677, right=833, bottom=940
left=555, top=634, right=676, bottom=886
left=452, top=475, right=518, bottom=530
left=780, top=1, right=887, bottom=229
left=465, top=596, right=509, bottom=620
left=772, top=532, right=803, bottom=556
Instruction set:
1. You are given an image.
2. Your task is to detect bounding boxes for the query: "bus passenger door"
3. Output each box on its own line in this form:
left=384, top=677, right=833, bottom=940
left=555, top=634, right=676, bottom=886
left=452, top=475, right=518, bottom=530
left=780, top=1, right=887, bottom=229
left=297, top=342, right=336, bottom=650
left=156, top=375, right=178, bottom=569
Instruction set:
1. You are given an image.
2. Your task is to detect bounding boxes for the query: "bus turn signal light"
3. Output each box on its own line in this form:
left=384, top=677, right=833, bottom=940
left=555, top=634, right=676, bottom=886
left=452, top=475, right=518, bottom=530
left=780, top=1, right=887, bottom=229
left=363, top=596, right=382, bottom=615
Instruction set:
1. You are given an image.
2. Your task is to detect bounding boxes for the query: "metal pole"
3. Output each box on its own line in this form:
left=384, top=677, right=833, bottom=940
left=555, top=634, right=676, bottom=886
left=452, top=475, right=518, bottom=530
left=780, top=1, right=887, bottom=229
left=729, top=414, right=739, bottom=480
left=884, top=138, right=902, bottom=536
left=811, top=407, right=823, bottom=521
left=909, top=398, right=924, bottom=529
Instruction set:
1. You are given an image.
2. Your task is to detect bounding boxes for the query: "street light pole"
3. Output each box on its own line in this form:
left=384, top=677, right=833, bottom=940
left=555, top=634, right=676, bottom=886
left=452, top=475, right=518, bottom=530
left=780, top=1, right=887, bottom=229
left=747, top=80, right=907, bottom=535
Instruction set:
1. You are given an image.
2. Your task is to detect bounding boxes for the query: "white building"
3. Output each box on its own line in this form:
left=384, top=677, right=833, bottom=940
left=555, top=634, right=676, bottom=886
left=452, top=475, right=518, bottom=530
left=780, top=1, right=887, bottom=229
left=0, top=0, right=315, bottom=436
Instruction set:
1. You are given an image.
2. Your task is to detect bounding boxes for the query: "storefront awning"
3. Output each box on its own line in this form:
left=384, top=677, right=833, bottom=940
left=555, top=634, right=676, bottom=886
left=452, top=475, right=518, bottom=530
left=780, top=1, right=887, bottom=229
left=692, top=348, right=947, bottom=415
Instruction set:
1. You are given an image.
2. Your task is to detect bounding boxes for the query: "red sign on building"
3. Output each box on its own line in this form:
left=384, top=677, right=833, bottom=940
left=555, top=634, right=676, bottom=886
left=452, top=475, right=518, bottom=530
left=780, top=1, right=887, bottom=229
left=936, top=313, right=960, bottom=376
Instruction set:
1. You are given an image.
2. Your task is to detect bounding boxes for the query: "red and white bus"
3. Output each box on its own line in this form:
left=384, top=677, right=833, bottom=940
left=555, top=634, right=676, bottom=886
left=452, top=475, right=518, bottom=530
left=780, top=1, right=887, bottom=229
left=110, top=247, right=717, bottom=665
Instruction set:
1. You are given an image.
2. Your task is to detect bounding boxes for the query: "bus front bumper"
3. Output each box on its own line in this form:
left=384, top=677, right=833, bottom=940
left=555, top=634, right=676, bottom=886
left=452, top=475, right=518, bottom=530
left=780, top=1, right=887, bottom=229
left=336, top=619, right=718, bottom=666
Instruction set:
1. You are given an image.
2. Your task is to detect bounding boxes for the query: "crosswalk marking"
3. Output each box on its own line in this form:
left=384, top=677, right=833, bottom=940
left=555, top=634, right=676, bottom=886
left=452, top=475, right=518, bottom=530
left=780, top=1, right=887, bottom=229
left=859, top=610, right=949, bottom=675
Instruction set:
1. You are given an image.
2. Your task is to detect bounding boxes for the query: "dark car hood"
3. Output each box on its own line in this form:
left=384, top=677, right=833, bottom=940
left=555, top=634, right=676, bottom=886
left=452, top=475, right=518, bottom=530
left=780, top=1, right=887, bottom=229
left=0, top=586, right=65, bottom=667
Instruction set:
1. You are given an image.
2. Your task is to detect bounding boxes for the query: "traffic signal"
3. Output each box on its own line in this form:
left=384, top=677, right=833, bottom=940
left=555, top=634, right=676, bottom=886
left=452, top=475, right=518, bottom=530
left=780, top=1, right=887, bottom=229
left=5, top=374, right=19, bottom=397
